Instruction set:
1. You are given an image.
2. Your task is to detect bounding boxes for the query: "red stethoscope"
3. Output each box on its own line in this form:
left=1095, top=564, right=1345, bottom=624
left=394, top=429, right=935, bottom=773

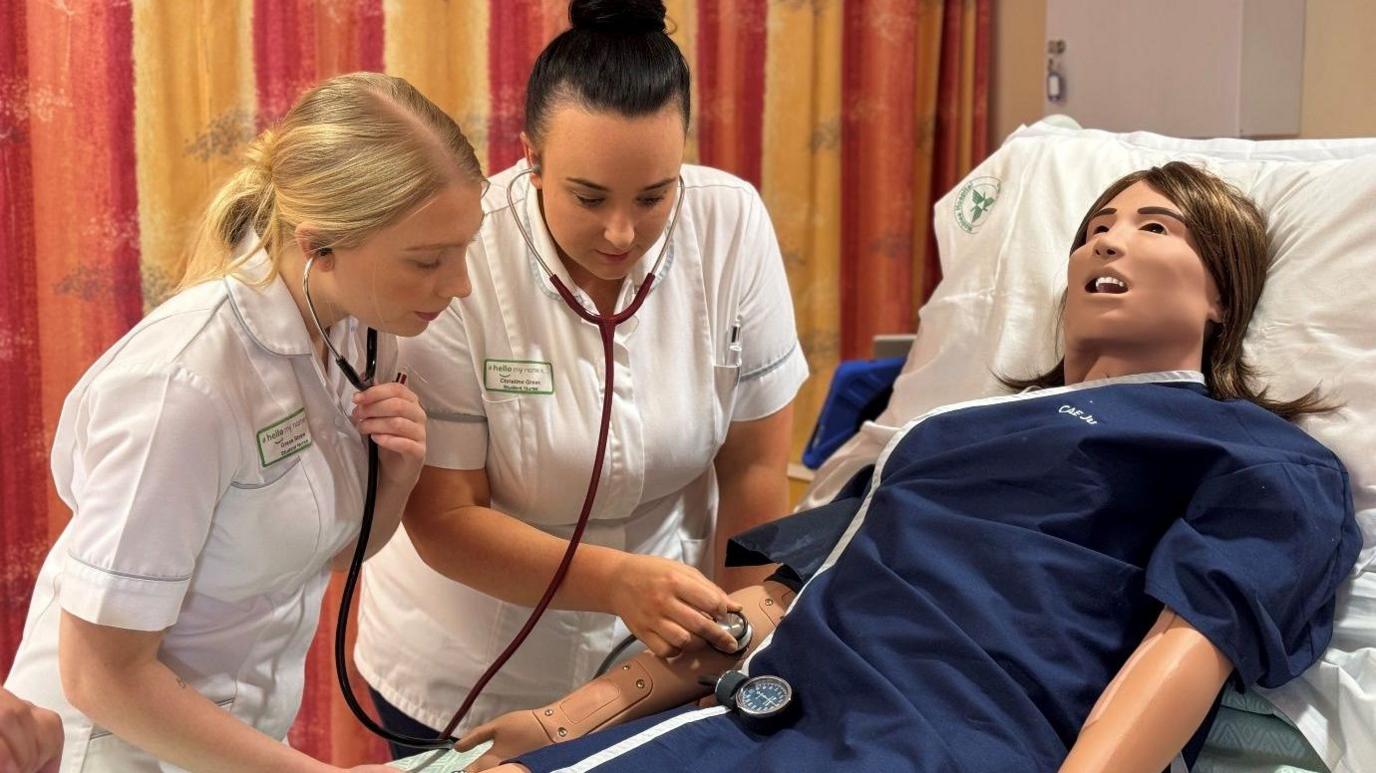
left=326, top=168, right=687, bottom=750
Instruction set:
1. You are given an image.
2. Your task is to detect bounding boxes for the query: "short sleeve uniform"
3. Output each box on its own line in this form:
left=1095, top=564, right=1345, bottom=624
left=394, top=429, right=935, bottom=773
left=4, top=251, right=397, bottom=772
left=356, top=161, right=809, bottom=732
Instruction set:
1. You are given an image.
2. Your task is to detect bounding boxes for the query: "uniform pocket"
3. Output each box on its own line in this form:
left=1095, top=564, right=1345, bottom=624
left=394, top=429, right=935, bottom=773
left=82, top=698, right=234, bottom=770
left=230, top=454, right=301, bottom=488
left=201, top=461, right=323, bottom=600
left=712, top=363, right=742, bottom=442
left=680, top=536, right=711, bottom=570
left=480, top=393, right=528, bottom=512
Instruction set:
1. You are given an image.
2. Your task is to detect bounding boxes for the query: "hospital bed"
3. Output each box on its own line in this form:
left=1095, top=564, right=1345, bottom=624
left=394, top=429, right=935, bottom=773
left=799, top=117, right=1376, bottom=773
left=394, top=118, right=1376, bottom=771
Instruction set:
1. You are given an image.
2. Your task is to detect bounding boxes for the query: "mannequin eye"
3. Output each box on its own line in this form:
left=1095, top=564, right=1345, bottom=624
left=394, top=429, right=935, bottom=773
left=1142, top=222, right=1167, bottom=234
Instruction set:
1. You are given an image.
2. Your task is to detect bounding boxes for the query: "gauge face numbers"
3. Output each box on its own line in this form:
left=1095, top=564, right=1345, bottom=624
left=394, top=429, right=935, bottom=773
left=736, top=674, right=792, bottom=718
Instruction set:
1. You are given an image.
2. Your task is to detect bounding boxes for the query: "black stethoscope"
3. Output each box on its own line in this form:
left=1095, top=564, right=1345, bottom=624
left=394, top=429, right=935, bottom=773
left=316, top=168, right=690, bottom=750
left=303, top=251, right=445, bottom=749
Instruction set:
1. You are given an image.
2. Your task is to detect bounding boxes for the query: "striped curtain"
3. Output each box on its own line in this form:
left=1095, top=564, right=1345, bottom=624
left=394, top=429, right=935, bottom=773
left=0, top=0, right=989, bottom=765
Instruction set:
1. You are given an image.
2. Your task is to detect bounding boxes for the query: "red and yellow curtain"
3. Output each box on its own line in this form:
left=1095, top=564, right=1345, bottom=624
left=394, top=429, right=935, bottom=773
left=0, top=0, right=988, bottom=765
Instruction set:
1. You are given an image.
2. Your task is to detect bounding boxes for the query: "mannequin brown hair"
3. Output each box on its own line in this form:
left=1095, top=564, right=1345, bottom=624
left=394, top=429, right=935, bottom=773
left=1005, top=162, right=1328, bottom=420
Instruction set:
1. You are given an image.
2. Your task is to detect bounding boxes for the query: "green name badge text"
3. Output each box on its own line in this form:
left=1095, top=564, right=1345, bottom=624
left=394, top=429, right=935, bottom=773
left=256, top=407, right=312, bottom=467
left=484, top=359, right=554, bottom=395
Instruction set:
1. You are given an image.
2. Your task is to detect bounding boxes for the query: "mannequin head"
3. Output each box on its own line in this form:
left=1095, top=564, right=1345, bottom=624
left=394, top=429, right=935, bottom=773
left=1062, top=163, right=1259, bottom=383
left=1010, top=162, right=1325, bottom=419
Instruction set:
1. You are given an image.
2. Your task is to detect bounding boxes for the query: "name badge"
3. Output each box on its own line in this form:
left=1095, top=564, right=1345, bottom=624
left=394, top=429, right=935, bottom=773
left=485, top=359, right=554, bottom=395
left=257, top=407, right=312, bottom=466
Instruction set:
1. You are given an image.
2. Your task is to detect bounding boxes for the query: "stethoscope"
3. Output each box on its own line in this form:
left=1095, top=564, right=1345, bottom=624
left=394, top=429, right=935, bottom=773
left=420, top=169, right=686, bottom=740
left=303, top=252, right=454, bottom=750
left=318, top=167, right=690, bottom=750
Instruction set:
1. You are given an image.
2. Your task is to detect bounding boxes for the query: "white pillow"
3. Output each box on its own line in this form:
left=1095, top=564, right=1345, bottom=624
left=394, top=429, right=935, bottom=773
left=800, top=118, right=1376, bottom=773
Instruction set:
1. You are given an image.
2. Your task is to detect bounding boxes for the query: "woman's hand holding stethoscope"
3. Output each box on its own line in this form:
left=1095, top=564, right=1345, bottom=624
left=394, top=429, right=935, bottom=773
left=606, top=553, right=743, bottom=658
left=350, top=379, right=426, bottom=485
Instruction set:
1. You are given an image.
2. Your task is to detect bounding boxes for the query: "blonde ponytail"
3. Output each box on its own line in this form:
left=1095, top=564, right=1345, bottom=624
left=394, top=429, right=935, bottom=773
left=176, top=73, right=482, bottom=291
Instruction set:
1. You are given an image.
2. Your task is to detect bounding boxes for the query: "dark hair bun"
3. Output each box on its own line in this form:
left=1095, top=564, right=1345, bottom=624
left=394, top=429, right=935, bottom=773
left=569, top=0, right=667, bottom=35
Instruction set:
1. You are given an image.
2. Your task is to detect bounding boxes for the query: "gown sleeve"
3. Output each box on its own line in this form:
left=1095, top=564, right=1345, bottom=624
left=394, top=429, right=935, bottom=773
left=1144, top=459, right=1361, bottom=688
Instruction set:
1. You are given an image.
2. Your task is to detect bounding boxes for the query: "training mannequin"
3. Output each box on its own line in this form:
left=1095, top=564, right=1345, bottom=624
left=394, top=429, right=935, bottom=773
left=461, top=163, right=1360, bottom=772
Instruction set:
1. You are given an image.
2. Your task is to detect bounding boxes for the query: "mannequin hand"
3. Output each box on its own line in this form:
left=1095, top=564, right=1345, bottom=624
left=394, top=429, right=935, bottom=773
left=607, top=554, right=742, bottom=657
left=0, top=689, right=63, bottom=773
left=352, top=381, right=426, bottom=484
left=458, top=710, right=548, bottom=771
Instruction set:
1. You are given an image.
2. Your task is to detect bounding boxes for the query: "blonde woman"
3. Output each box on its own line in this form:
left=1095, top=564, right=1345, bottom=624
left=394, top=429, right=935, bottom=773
left=3, top=73, right=484, bottom=772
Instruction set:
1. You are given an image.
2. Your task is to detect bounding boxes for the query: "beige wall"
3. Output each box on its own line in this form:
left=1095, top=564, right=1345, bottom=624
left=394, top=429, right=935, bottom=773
left=1298, top=0, right=1376, bottom=138
left=990, top=0, right=1046, bottom=147
left=989, top=0, right=1376, bottom=147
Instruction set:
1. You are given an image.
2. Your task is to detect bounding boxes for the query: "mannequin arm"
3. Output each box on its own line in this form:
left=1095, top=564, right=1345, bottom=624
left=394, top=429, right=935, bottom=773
left=1061, top=607, right=1233, bottom=772
left=459, top=580, right=795, bottom=770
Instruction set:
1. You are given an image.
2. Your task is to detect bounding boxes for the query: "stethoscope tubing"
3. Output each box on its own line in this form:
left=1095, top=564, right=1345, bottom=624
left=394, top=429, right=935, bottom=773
left=325, top=168, right=687, bottom=749
left=433, top=171, right=684, bottom=738
left=308, top=256, right=458, bottom=750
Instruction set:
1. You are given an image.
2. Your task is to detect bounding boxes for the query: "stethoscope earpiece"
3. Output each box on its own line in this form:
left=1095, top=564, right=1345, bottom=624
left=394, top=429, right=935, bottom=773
left=506, top=167, right=685, bottom=322
left=303, top=254, right=375, bottom=391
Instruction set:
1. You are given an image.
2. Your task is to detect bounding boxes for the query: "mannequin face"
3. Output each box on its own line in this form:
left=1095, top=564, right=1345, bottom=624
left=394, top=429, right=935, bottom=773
left=522, top=102, right=685, bottom=292
left=1063, top=181, right=1223, bottom=381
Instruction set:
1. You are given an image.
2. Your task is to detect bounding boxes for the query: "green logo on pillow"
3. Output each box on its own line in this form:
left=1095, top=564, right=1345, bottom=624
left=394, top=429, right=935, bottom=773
left=955, top=177, right=1001, bottom=234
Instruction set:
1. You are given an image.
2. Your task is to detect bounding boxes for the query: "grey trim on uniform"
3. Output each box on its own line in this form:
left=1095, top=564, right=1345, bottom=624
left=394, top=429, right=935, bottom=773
left=741, top=340, right=801, bottom=382
left=66, top=553, right=193, bottom=584
left=428, top=411, right=488, bottom=424
left=229, top=456, right=302, bottom=489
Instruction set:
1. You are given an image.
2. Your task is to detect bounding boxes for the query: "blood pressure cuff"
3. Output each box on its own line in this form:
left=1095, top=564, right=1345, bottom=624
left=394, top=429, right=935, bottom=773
left=725, top=466, right=874, bottom=591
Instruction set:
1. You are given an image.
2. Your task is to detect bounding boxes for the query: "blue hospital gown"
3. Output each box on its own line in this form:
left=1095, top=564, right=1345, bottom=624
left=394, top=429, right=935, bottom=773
left=515, top=375, right=1360, bottom=772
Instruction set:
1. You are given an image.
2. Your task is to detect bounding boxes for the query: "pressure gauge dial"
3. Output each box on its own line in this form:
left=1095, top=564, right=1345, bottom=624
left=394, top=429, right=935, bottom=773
left=714, top=670, right=795, bottom=731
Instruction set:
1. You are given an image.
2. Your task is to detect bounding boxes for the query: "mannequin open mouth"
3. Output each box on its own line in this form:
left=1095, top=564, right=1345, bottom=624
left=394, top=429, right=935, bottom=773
left=1086, top=276, right=1129, bottom=294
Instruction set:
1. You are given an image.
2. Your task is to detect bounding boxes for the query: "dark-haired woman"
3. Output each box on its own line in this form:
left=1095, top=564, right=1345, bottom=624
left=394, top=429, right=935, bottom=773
left=355, top=0, right=807, bottom=750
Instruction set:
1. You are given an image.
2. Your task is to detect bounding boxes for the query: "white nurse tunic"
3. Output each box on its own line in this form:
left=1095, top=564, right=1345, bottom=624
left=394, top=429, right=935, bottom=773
left=4, top=251, right=396, bottom=771
left=356, top=162, right=808, bottom=733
